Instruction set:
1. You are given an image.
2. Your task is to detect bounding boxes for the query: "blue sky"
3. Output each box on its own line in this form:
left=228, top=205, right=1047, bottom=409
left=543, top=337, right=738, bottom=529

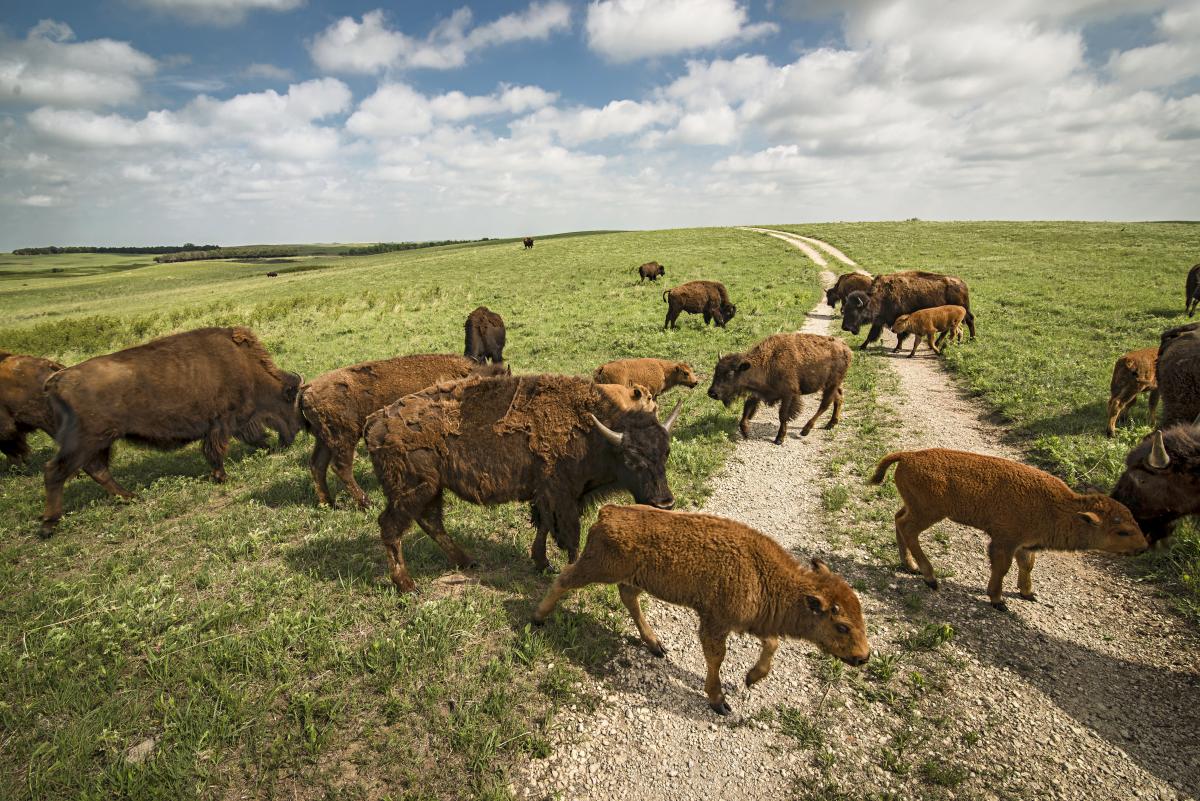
left=1, top=0, right=1197, bottom=248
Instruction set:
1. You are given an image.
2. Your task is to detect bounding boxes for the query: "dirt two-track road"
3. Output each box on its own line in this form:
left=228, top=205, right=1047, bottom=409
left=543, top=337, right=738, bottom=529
left=516, top=228, right=1200, bottom=801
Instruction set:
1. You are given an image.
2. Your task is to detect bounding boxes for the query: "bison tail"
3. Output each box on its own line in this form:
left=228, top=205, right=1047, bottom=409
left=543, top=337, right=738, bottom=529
left=47, top=392, right=80, bottom=454
left=297, top=384, right=316, bottom=433
left=662, top=290, right=669, bottom=303
left=868, top=452, right=905, bottom=485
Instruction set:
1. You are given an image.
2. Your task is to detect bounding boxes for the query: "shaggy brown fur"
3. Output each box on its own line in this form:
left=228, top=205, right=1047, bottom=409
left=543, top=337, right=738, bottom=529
left=870, top=449, right=1147, bottom=609
left=889, top=305, right=967, bottom=357
left=1106, top=347, right=1158, bottom=437
left=841, top=271, right=976, bottom=351
left=593, top=358, right=699, bottom=398
left=533, top=504, right=869, bottom=714
left=663, top=280, right=736, bottom=329
left=523, top=237, right=534, bottom=249
left=300, top=354, right=509, bottom=508
left=825, top=272, right=873, bottom=311
left=636, top=261, right=665, bottom=283
left=1112, top=423, right=1200, bottom=543
left=464, top=306, right=506, bottom=364
left=707, top=333, right=852, bottom=445
left=1157, top=322, right=1200, bottom=428
left=0, top=353, right=65, bottom=465
left=364, top=374, right=682, bottom=591
left=1186, top=263, right=1199, bottom=317
left=39, top=327, right=302, bottom=536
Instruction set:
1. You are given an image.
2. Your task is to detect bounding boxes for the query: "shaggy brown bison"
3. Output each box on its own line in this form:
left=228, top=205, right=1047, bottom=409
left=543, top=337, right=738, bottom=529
left=707, top=333, right=851, bottom=445
left=663, top=280, right=736, bottom=329
left=889, top=305, right=967, bottom=357
left=871, top=449, right=1147, bottom=609
left=0, top=353, right=64, bottom=466
left=636, top=261, right=665, bottom=283
left=364, top=373, right=682, bottom=591
left=1157, top=322, right=1200, bottom=428
left=464, top=306, right=506, bottom=364
left=841, top=271, right=976, bottom=351
left=825, top=272, right=873, bottom=311
left=593, top=358, right=698, bottom=398
left=1106, top=347, right=1158, bottom=437
left=533, top=504, right=869, bottom=714
left=523, top=237, right=534, bottom=249
left=301, top=354, right=509, bottom=509
left=1112, top=423, right=1200, bottom=544
left=39, top=327, right=302, bottom=536
left=1187, top=263, right=1199, bottom=317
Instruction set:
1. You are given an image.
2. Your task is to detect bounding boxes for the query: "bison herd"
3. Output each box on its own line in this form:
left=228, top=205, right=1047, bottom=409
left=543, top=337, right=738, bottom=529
left=1, top=248, right=1198, bottom=716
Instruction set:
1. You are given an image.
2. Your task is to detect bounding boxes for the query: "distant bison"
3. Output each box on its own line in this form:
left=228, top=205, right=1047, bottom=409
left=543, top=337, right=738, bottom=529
left=1186, top=263, right=1199, bottom=317
left=1106, top=347, right=1158, bottom=437
left=464, top=306, right=506, bottom=364
left=0, top=353, right=64, bottom=466
left=266, top=271, right=279, bottom=277
left=663, top=280, right=736, bottom=329
left=40, top=327, right=302, bottom=536
left=707, top=333, right=851, bottom=445
left=300, top=354, right=509, bottom=509
left=636, top=261, right=665, bottom=283
left=1156, top=322, right=1200, bottom=428
left=825, top=272, right=873, bottom=311
left=523, top=237, right=534, bottom=249
left=841, top=271, right=975, bottom=351
left=365, top=373, right=682, bottom=590
left=1111, top=423, right=1200, bottom=544
left=593, top=357, right=698, bottom=398
left=889, top=305, right=967, bottom=357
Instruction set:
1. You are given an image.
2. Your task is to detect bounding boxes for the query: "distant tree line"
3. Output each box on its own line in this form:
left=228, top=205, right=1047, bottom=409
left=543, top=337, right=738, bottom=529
left=13, top=244, right=218, bottom=255
left=338, top=239, right=484, bottom=256
left=154, top=247, right=304, bottom=263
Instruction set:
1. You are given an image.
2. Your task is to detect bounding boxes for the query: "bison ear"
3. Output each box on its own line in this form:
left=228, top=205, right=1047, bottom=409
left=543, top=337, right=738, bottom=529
left=1077, top=511, right=1102, bottom=527
left=805, top=594, right=828, bottom=615
left=737, top=360, right=752, bottom=372
left=811, top=557, right=830, bottom=575
left=631, top=387, right=644, bottom=400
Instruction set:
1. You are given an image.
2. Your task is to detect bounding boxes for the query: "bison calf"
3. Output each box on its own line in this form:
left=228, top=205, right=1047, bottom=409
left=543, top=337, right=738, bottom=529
left=1106, top=347, right=1158, bottom=437
left=0, top=353, right=64, bottom=466
left=636, top=261, right=665, bottom=283
left=870, top=449, right=1147, bottom=609
left=593, top=358, right=698, bottom=398
left=533, top=504, right=869, bottom=714
left=825, top=272, right=873, bottom=312
left=707, top=333, right=851, bottom=444
left=464, top=306, right=506, bottom=364
left=663, top=280, right=736, bottom=329
left=889, top=305, right=967, bottom=357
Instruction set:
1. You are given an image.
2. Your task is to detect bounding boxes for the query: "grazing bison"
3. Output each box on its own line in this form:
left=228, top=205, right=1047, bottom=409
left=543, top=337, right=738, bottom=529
left=1157, top=322, right=1200, bottom=428
left=663, top=280, right=736, bottom=329
left=533, top=504, right=869, bottom=715
left=39, top=327, right=302, bottom=536
left=364, top=373, right=682, bottom=591
left=825, top=272, right=873, bottom=311
left=1111, top=423, right=1200, bottom=544
left=841, top=271, right=976, bottom=351
left=464, top=306, right=506, bottom=364
left=1187, top=263, right=1199, bottom=317
left=0, top=353, right=64, bottom=466
left=1106, top=347, right=1158, bottom=437
left=593, top=358, right=698, bottom=398
left=707, top=333, right=851, bottom=445
left=636, top=261, right=666, bottom=283
left=523, top=237, right=534, bottom=249
left=301, top=354, right=509, bottom=509
left=889, top=305, right=967, bottom=357
left=266, top=271, right=279, bottom=277
left=871, top=449, right=1147, bottom=609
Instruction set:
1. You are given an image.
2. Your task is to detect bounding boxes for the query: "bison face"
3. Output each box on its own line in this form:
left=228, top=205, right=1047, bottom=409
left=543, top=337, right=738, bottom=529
left=840, top=291, right=873, bottom=334
left=1111, top=428, right=1200, bottom=543
left=259, top=371, right=304, bottom=448
left=1075, top=498, right=1149, bottom=553
left=824, top=287, right=838, bottom=307
left=707, top=354, right=751, bottom=406
left=720, top=303, right=737, bottom=324
left=672, top=363, right=700, bottom=389
left=590, top=402, right=681, bottom=510
left=656, top=265, right=665, bottom=277
left=804, top=560, right=870, bottom=667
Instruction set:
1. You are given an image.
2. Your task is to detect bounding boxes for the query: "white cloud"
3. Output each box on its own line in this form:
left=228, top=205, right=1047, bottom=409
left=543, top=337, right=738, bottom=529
left=513, top=99, right=678, bottom=145
left=347, top=82, right=558, bottom=138
left=0, top=20, right=156, bottom=108
left=241, top=62, right=294, bottom=82
left=28, top=107, right=197, bottom=147
left=17, top=194, right=59, bottom=207
left=1107, top=5, right=1200, bottom=88
left=586, top=0, right=777, bottom=62
left=309, top=3, right=571, bottom=74
left=129, top=0, right=305, bottom=26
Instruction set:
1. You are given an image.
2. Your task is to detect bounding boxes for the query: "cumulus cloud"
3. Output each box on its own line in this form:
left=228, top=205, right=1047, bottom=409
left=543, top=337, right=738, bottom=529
left=513, top=99, right=678, bottom=145
left=309, top=2, right=571, bottom=74
left=346, top=83, right=558, bottom=138
left=1107, top=4, right=1200, bottom=88
left=129, top=0, right=305, bottom=26
left=586, top=0, right=777, bottom=62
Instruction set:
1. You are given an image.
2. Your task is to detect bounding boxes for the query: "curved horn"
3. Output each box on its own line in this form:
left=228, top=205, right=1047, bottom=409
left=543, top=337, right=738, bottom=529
left=588, top=413, right=624, bottom=447
left=1194, top=410, right=1200, bottom=426
left=1148, top=430, right=1170, bottom=469
left=662, top=399, right=684, bottom=434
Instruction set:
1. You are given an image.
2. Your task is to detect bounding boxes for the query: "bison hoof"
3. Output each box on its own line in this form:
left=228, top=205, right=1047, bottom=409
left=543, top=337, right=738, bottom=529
left=799, top=427, right=813, bottom=437
left=745, top=670, right=766, bottom=687
left=710, top=699, right=732, bottom=716
left=647, top=642, right=666, bottom=659
left=772, top=436, right=785, bottom=446
left=990, top=600, right=1009, bottom=612
left=38, top=521, right=56, bottom=539
left=531, top=615, right=546, bottom=628
left=924, top=578, right=939, bottom=590
left=211, top=471, right=227, bottom=484
left=1019, top=592, right=1038, bottom=603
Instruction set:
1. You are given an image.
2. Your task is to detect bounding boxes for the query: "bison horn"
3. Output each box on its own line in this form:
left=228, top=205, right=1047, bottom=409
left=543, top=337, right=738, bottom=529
left=662, top=399, right=684, bottom=435
left=589, top=414, right=625, bottom=447
left=1148, top=430, right=1170, bottom=469
left=1194, top=410, right=1200, bottom=426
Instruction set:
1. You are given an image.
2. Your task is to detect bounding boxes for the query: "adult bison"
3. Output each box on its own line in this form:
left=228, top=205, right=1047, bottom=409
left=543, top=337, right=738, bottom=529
left=637, top=261, right=665, bottom=283
left=0, top=353, right=64, bottom=466
left=1111, top=423, right=1200, bottom=544
left=523, top=237, right=534, bottom=249
left=364, top=373, right=681, bottom=591
left=841, top=271, right=976, bottom=351
left=1157, top=322, right=1200, bottom=428
left=663, top=280, right=736, bottom=329
left=824, top=272, right=873, bottom=311
left=464, top=306, right=506, bottom=364
left=1186, top=263, right=1199, bottom=317
left=39, top=327, right=302, bottom=536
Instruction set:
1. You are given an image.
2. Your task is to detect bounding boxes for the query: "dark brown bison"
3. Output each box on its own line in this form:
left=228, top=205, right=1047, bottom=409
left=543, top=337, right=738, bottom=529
left=1186, top=263, right=1199, bottom=317
left=824, top=272, right=873, bottom=311
left=1106, top=347, right=1158, bottom=437
left=301, top=354, right=509, bottom=509
left=523, top=237, right=534, bottom=249
left=464, top=306, right=506, bottom=364
left=1112, top=423, right=1200, bottom=544
left=1157, top=322, right=1200, bottom=428
left=841, top=271, right=976, bottom=350
left=663, top=280, right=736, bottom=329
left=364, top=373, right=682, bottom=591
left=266, top=271, right=279, bottom=277
left=39, top=327, right=302, bottom=536
left=0, top=352, right=64, bottom=466
left=636, top=261, right=665, bottom=283
left=707, top=333, right=851, bottom=445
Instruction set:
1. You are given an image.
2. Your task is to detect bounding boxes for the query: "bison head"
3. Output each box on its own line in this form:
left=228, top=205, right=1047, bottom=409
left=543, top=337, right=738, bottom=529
left=657, top=264, right=665, bottom=277
left=589, top=400, right=682, bottom=510
left=719, top=302, right=737, bottom=325
left=824, top=287, right=839, bottom=307
left=840, top=290, right=873, bottom=334
left=802, top=559, right=870, bottom=667
left=1111, top=425, right=1200, bottom=543
left=706, top=353, right=752, bottom=406
left=257, top=370, right=303, bottom=449
left=671, top=362, right=700, bottom=389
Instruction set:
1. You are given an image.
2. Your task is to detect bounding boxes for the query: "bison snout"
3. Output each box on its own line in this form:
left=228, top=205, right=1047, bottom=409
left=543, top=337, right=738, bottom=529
left=650, top=496, right=675, bottom=510
left=707, top=387, right=719, bottom=400
left=842, top=654, right=869, bottom=667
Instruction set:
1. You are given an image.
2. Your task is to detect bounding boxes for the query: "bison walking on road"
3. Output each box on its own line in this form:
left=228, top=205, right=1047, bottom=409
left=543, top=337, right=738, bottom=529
left=0, top=353, right=64, bottom=466
left=464, top=306, right=506, bottom=364
left=841, top=271, right=976, bottom=351
left=663, top=280, right=736, bottom=329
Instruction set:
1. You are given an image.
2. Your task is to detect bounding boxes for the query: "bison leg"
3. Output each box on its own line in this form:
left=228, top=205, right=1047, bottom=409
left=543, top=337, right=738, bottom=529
left=309, top=439, right=335, bottom=507
left=1015, top=548, right=1037, bottom=601
left=82, top=447, right=134, bottom=499
left=415, top=490, right=477, bottom=570
left=699, top=622, right=732, bottom=715
left=774, top=396, right=800, bottom=445
left=618, top=583, right=665, bottom=658
left=663, top=304, right=680, bottom=330
left=738, top=397, right=760, bottom=439
left=861, top=320, right=886, bottom=351
left=331, top=449, right=370, bottom=510
left=825, top=387, right=844, bottom=429
left=964, top=310, right=977, bottom=338
left=986, top=541, right=1015, bottom=610
left=1147, top=388, right=1159, bottom=428
left=378, top=502, right=417, bottom=592
left=801, top=387, right=837, bottom=436
left=1106, top=388, right=1137, bottom=437
left=0, top=410, right=27, bottom=466
left=745, top=635, right=780, bottom=688
left=40, top=444, right=94, bottom=537
left=908, top=335, right=921, bottom=357
left=895, top=505, right=940, bottom=588
left=531, top=556, right=606, bottom=624
left=202, top=427, right=230, bottom=483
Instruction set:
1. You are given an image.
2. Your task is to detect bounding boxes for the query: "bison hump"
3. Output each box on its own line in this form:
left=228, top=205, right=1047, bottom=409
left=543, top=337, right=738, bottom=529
left=493, top=375, right=593, bottom=464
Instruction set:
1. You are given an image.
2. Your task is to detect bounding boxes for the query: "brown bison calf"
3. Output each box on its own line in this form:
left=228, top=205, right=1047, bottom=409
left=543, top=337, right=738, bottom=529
left=636, top=261, right=666, bottom=283
left=0, top=353, right=64, bottom=466
left=663, top=280, right=736, bottom=329
left=889, top=305, right=967, bottom=357
left=825, top=272, right=873, bottom=311
left=533, top=504, right=869, bottom=714
left=593, top=358, right=698, bottom=398
left=300, top=354, right=508, bottom=508
left=707, top=333, right=851, bottom=444
left=464, top=306, right=506, bottom=364
left=870, top=449, right=1147, bottom=609
left=1106, top=347, right=1158, bottom=437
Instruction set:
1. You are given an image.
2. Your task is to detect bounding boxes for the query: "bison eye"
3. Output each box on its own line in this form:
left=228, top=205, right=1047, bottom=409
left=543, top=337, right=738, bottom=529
left=1116, top=530, right=1132, bottom=537
left=835, top=623, right=850, bottom=635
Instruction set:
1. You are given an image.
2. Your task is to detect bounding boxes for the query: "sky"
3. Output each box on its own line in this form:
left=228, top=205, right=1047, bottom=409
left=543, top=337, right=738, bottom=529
left=1, top=0, right=1198, bottom=248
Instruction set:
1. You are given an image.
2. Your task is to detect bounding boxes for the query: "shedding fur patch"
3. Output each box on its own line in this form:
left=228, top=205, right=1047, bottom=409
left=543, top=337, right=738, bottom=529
left=495, top=375, right=596, bottom=464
